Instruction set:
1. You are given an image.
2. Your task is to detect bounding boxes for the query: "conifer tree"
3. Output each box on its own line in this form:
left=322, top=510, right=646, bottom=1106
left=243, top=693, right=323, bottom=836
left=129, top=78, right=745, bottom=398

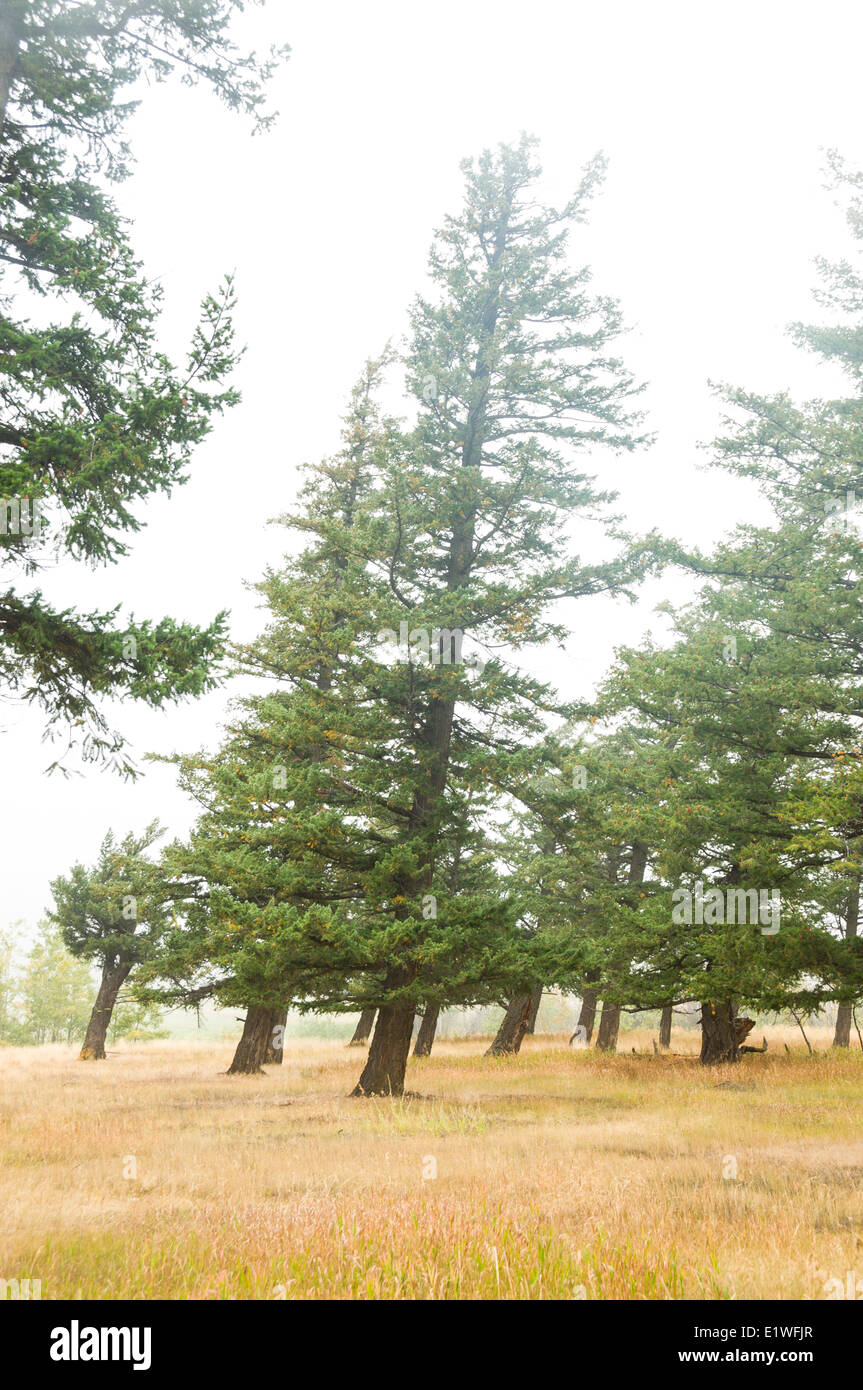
left=135, top=357, right=399, bottom=1067
left=143, top=140, right=656, bottom=1093
left=337, top=138, right=653, bottom=1094
left=645, top=153, right=863, bottom=1053
left=48, top=820, right=168, bottom=1058
left=0, top=2, right=286, bottom=771
left=525, top=155, right=863, bottom=1063
left=592, top=613, right=863, bottom=1061
left=501, top=725, right=662, bottom=1055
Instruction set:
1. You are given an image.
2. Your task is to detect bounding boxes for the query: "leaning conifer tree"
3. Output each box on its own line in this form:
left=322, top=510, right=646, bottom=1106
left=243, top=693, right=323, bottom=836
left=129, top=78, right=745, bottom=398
left=135, top=356, right=397, bottom=1071
left=48, top=821, right=167, bottom=1059
left=144, top=139, right=655, bottom=1093
left=338, top=137, right=655, bottom=1094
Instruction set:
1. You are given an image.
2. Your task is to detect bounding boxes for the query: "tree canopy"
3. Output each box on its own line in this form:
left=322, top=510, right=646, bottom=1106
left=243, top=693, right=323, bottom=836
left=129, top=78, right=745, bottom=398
left=0, top=1, right=287, bottom=772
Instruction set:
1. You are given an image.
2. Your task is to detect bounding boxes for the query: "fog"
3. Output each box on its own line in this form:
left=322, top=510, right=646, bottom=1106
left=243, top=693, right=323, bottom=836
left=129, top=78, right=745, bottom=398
left=5, top=0, right=862, bottom=929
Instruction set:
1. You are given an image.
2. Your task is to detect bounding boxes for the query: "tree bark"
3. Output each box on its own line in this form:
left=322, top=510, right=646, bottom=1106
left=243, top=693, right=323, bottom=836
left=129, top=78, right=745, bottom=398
left=264, top=1008, right=288, bottom=1064
left=834, top=1004, right=853, bottom=1050
left=351, top=997, right=416, bottom=1095
left=576, top=986, right=598, bottom=1043
left=79, top=958, right=132, bottom=1060
left=595, top=1001, right=621, bottom=1053
left=413, top=1003, right=440, bottom=1057
left=526, top=985, right=543, bottom=1034
left=485, top=994, right=532, bottom=1056
left=659, top=1003, right=673, bottom=1049
left=349, top=1008, right=376, bottom=1047
left=700, top=1000, right=739, bottom=1064
left=834, top=868, right=859, bottom=1047
left=228, top=1006, right=277, bottom=1075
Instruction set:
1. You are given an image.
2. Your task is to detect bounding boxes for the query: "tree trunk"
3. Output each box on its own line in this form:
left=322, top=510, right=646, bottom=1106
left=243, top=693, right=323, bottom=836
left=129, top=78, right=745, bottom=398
left=595, top=1001, right=621, bottom=1053
left=347, top=218, right=514, bottom=1102
left=659, top=1003, right=673, bottom=1049
left=413, top=1003, right=440, bottom=1057
left=700, top=1000, right=739, bottom=1064
left=80, top=959, right=132, bottom=1060
left=349, top=1008, right=376, bottom=1047
left=576, top=986, right=598, bottom=1043
left=264, top=1008, right=288, bottom=1064
left=526, top=985, right=543, bottom=1034
left=485, top=994, right=532, bottom=1057
left=228, top=1006, right=276, bottom=1075
left=351, top=999, right=416, bottom=1096
left=834, top=1004, right=853, bottom=1049
left=834, top=868, right=859, bottom=1047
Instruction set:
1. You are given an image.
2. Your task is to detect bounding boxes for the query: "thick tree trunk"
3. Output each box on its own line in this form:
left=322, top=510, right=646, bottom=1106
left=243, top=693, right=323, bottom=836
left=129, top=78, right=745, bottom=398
left=834, top=1005, right=853, bottom=1049
left=264, top=1008, right=288, bottom=1064
left=595, top=1001, right=621, bottom=1053
left=700, top=1000, right=739, bottom=1064
left=576, top=986, right=598, bottom=1043
left=79, top=959, right=132, bottom=1060
left=228, top=1006, right=276, bottom=1075
left=659, top=1003, right=673, bottom=1049
left=834, top=869, right=859, bottom=1047
left=349, top=1008, right=376, bottom=1047
left=526, top=985, right=543, bottom=1034
left=485, top=994, right=532, bottom=1057
left=413, top=1003, right=440, bottom=1057
left=351, top=999, right=416, bottom=1096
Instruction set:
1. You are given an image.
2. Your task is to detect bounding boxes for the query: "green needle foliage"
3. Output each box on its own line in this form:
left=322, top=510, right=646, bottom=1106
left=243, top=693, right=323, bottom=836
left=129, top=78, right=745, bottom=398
left=48, top=819, right=170, bottom=1057
left=531, top=157, right=863, bottom=1057
left=142, top=137, right=658, bottom=1091
left=0, top=2, right=287, bottom=772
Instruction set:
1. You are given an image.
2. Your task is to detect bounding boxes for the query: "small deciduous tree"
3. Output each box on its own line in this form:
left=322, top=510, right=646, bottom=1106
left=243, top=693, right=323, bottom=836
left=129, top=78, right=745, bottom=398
left=19, top=922, right=95, bottom=1044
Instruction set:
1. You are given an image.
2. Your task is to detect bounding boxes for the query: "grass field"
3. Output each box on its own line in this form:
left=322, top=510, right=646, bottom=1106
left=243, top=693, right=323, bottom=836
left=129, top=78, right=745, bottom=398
left=2, top=1028, right=862, bottom=1300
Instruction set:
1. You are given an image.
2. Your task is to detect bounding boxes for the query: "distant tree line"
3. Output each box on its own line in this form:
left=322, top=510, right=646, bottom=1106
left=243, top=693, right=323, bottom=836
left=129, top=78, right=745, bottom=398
left=0, top=922, right=165, bottom=1047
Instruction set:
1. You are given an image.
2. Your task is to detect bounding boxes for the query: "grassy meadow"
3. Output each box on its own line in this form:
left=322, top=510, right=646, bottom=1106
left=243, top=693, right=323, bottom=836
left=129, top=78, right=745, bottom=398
left=1, top=1028, right=862, bottom=1300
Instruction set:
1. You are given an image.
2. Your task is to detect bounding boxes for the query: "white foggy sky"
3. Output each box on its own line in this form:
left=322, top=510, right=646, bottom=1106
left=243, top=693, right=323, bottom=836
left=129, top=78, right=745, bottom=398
left=4, top=0, right=863, bottom=931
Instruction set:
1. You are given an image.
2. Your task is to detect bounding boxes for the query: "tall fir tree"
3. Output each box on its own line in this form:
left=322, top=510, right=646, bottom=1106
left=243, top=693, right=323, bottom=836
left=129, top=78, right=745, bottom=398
left=143, top=139, right=658, bottom=1093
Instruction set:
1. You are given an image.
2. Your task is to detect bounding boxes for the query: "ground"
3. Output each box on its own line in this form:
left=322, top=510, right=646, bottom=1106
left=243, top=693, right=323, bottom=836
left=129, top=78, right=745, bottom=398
left=1, top=1028, right=861, bottom=1300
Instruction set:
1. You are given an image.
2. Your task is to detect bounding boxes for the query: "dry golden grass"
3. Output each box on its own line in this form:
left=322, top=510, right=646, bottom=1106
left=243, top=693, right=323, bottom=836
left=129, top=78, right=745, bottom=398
left=1, top=1026, right=862, bottom=1300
